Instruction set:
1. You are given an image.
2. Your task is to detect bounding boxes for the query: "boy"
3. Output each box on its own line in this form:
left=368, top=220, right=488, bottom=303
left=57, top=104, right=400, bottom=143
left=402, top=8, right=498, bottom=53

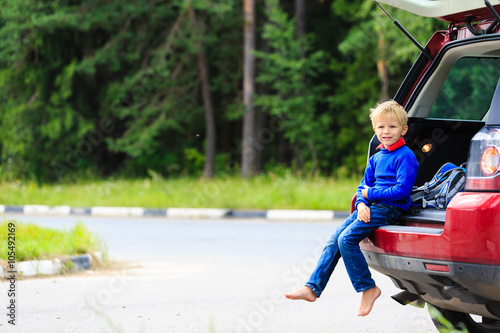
left=285, top=100, right=418, bottom=316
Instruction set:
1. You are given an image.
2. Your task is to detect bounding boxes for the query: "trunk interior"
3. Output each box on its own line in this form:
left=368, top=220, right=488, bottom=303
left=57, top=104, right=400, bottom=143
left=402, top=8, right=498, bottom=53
left=367, top=118, right=485, bottom=225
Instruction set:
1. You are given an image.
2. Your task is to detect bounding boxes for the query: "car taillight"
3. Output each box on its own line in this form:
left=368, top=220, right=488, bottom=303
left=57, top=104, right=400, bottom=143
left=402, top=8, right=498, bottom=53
left=465, top=127, right=500, bottom=191
left=481, top=146, right=500, bottom=176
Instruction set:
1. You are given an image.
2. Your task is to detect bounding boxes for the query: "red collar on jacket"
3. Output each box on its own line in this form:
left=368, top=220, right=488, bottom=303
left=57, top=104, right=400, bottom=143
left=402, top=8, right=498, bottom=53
left=376, top=137, right=406, bottom=152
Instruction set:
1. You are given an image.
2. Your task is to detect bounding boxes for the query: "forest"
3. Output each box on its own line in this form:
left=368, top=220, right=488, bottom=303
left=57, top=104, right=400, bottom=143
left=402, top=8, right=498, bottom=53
left=0, top=0, right=443, bottom=183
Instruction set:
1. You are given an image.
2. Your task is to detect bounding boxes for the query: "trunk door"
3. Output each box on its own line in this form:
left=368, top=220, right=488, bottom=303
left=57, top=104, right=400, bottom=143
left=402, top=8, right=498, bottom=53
left=376, top=0, right=500, bottom=21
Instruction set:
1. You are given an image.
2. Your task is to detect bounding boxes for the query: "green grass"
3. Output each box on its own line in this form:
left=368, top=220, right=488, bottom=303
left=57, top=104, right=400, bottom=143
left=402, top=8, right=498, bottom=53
left=0, top=220, right=105, bottom=262
left=0, top=174, right=359, bottom=211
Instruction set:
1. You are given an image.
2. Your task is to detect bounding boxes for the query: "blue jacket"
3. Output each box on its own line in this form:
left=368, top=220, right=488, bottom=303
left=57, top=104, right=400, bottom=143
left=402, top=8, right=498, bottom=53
left=355, top=138, right=419, bottom=211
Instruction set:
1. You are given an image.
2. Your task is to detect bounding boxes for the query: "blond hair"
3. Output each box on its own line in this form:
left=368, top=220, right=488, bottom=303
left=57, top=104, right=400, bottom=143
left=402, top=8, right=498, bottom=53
left=369, top=100, right=407, bottom=127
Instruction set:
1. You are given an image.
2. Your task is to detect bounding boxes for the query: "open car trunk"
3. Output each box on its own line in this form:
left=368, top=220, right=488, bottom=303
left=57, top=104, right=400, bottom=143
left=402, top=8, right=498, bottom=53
left=364, top=35, right=500, bottom=226
left=366, top=118, right=484, bottom=226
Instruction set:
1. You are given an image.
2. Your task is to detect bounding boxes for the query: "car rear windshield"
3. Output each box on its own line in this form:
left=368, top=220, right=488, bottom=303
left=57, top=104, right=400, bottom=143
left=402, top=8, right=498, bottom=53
left=429, top=57, right=500, bottom=121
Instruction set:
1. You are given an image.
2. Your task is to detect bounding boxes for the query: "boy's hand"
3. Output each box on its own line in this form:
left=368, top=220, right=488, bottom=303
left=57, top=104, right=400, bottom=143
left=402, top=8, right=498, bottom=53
left=357, top=202, right=370, bottom=223
left=362, top=185, right=370, bottom=199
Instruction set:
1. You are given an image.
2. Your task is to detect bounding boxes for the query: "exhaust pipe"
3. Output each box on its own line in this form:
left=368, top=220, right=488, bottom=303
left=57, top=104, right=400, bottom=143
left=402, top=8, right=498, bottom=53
left=391, top=290, right=425, bottom=308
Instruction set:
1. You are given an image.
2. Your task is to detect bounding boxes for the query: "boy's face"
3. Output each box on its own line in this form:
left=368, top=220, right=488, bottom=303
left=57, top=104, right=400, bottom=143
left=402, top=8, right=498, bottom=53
left=373, top=114, right=408, bottom=148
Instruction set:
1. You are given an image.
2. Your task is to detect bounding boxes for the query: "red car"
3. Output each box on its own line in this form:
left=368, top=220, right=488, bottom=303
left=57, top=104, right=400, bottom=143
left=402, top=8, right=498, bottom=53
left=358, top=1, right=500, bottom=332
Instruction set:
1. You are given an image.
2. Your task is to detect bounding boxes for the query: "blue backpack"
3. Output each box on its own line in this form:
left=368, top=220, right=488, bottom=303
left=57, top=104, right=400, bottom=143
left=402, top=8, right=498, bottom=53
left=411, top=162, right=466, bottom=209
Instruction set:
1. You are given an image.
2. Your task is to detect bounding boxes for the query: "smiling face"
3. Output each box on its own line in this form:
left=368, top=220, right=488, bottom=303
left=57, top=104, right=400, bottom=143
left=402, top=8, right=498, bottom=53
left=373, top=114, right=408, bottom=148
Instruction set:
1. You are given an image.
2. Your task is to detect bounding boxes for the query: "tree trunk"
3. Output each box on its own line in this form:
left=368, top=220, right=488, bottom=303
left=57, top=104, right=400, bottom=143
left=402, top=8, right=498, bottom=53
left=377, top=20, right=390, bottom=102
left=295, top=0, right=306, bottom=38
left=241, top=0, right=256, bottom=177
left=254, top=102, right=268, bottom=173
left=294, top=0, right=307, bottom=170
left=277, top=115, right=290, bottom=164
left=254, top=0, right=272, bottom=173
left=188, top=7, right=216, bottom=178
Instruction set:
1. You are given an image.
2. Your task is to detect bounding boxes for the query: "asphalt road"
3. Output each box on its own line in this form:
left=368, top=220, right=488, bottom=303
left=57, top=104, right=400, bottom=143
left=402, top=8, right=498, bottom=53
left=0, top=215, right=438, bottom=333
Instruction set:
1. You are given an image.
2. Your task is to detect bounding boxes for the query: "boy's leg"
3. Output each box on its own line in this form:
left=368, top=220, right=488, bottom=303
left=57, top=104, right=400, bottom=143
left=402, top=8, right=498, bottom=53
left=286, top=212, right=359, bottom=301
left=338, top=203, right=402, bottom=315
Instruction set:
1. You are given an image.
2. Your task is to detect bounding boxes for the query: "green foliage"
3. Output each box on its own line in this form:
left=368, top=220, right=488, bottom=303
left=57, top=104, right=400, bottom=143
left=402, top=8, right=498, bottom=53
left=327, top=0, right=444, bottom=172
left=255, top=0, right=333, bottom=172
left=184, top=147, right=205, bottom=175
left=0, top=0, right=447, bottom=181
left=0, top=0, right=242, bottom=182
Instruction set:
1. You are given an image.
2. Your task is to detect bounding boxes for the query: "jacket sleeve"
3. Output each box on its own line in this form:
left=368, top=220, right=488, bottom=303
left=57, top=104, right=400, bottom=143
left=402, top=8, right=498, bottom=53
left=355, top=157, right=376, bottom=209
left=367, top=152, right=418, bottom=202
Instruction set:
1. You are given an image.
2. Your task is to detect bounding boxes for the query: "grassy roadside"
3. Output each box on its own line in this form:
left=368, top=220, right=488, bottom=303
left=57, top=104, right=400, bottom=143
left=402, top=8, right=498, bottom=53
left=0, top=174, right=359, bottom=211
left=0, top=220, right=106, bottom=262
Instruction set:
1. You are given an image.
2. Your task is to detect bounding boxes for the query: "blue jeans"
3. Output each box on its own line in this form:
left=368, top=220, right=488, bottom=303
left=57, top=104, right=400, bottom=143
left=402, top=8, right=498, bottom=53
left=305, top=203, right=402, bottom=296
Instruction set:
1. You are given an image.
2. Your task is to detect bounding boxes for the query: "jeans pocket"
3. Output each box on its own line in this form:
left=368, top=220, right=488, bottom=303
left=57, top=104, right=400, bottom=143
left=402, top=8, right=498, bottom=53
left=375, top=203, right=402, bottom=224
left=388, top=207, right=402, bottom=223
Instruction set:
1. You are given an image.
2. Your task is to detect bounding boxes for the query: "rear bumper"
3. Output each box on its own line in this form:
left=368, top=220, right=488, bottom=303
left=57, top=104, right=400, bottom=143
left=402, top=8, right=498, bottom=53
left=360, top=192, right=500, bottom=265
left=363, top=251, right=500, bottom=319
left=360, top=192, right=500, bottom=318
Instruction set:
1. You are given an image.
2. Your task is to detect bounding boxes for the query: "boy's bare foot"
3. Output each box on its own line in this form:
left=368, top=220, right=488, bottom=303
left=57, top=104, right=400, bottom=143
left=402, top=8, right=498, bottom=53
left=285, top=286, right=317, bottom=302
left=358, top=286, right=381, bottom=316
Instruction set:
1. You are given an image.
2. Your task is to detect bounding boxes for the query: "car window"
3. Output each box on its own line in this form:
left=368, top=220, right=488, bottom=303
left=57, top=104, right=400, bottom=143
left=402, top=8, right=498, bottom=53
left=428, top=57, right=500, bottom=121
